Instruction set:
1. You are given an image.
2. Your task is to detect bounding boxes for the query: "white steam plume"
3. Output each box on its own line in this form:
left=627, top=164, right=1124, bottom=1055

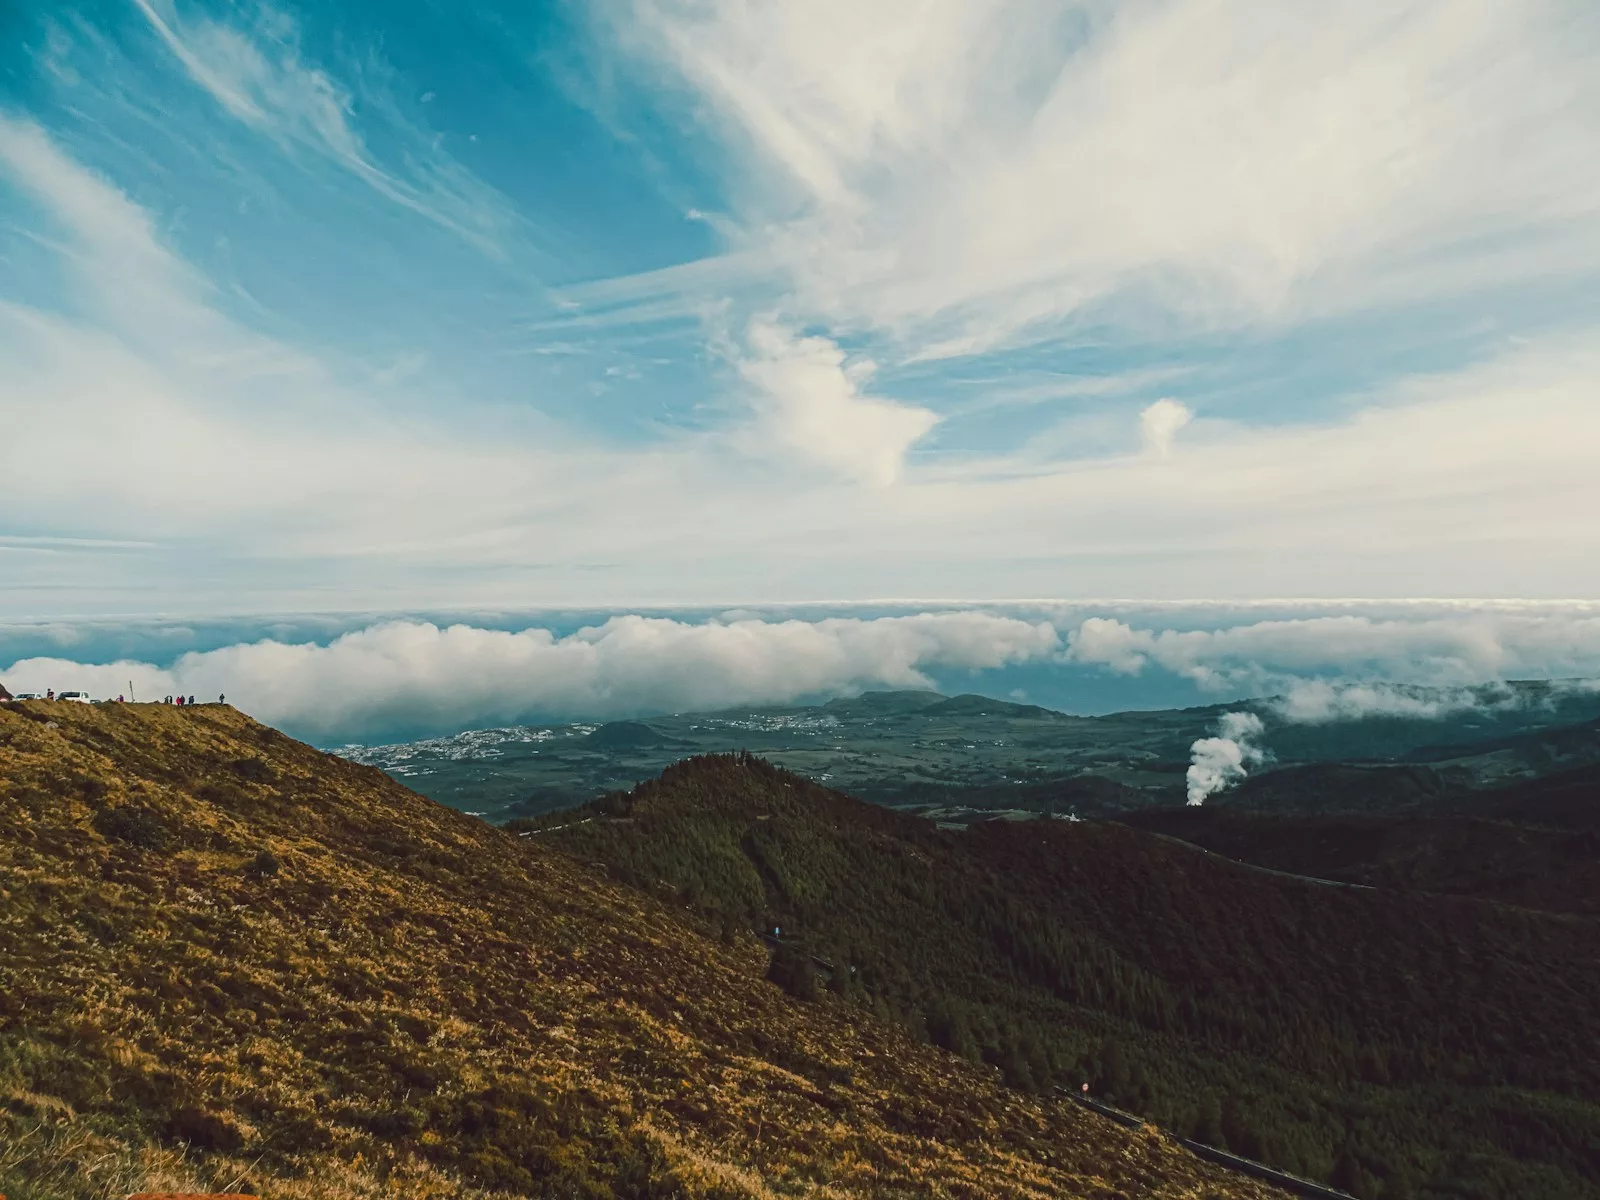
left=1186, top=711, right=1268, bottom=806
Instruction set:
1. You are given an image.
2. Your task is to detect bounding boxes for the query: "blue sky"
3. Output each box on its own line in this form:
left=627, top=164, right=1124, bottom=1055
left=5, top=3, right=1600, bottom=733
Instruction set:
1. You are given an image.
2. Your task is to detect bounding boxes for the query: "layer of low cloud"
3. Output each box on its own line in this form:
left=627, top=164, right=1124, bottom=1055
left=1066, top=609, right=1600, bottom=692
left=1, top=612, right=1059, bottom=742
left=13, top=604, right=1600, bottom=744
left=1272, top=680, right=1508, bottom=724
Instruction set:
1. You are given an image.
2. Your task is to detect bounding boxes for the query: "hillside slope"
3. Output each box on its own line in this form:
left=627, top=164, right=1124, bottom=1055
left=1119, top=808, right=1600, bottom=916
left=532, top=756, right=1600, bottom=1200
left=1210, top=764, right=1466, bottom=817
left=1434, top=761, right=1600, bottom=829
left=1404, top=716, right=1600, bottom=780
left=0, top=700, right=1278, bottom=1200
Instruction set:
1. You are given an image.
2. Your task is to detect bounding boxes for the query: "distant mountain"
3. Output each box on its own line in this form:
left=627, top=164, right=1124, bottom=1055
left=0, top=701, right=1271, bottom=1200
left=921, top=693, right=1070, bottom=720
left=528, top=754, right=1600, bottom=1199
left=819, top=688, right=948, bottom=716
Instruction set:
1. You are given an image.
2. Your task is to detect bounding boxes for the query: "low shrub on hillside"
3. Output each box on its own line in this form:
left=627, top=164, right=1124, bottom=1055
left=766, top=943, right=819, bottom=1002
left=245, top=848, right=280, bottom=878
left=90, top=805, right=168, bottom=851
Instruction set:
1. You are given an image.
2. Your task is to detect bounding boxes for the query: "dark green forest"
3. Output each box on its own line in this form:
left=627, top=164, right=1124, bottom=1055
left=1119, top=807, right=1600, bottom=915
left=520, top=754, right=1600, bottom=1200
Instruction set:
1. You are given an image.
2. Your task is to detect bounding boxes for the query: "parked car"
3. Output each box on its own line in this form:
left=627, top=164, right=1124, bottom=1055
left=57, top=690, right=92, bottom=704
left=13, top=692, right=42, bottom=700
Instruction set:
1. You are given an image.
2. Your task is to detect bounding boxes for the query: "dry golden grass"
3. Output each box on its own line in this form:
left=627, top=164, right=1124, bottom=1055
left=0, top=701, right=1280, bottom=1199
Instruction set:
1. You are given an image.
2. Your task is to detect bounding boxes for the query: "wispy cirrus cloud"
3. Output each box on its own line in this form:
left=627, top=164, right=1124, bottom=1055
left=130, top=0, right=515, bottom=254
left=595, top=0, right=1600, bottom=356
left=0, top=112, right=613, bottom=556
left=0, top=113, right=219, bottom=339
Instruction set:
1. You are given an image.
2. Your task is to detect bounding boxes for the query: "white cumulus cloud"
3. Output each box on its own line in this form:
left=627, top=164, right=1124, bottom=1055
left=1139, top=399, right=1192, bottom=459
left=736, top=319, right=938, bottom=485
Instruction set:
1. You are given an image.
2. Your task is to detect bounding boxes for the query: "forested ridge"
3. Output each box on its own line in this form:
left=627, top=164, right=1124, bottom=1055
left=1119, top=808, right=1600, bottom=915
left=528, top=753, right=1600, bottom=1200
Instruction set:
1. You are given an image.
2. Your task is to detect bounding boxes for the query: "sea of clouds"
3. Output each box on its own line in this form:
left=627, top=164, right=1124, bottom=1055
left=6, top=601, right=1600, bottom=745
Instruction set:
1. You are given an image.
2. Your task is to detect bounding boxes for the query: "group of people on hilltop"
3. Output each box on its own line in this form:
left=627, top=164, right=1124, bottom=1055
left=2, top=688, right=227, bottom=705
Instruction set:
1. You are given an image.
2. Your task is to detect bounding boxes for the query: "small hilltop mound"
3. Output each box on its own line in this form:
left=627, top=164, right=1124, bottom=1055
left=0, top=700, right=1275, bottom=1200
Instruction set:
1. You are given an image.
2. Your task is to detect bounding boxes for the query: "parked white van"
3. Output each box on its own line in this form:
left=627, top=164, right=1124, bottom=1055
left=57, top=690, right=92, bottom=704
